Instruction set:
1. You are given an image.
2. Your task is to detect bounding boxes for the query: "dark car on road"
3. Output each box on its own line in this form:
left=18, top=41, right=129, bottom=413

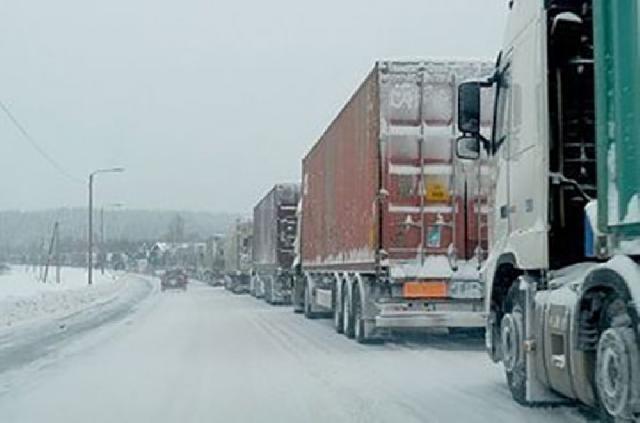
left=161, top=268, right=188, bottom=291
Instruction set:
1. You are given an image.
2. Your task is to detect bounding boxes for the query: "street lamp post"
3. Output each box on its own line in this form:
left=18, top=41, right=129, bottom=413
left=88, top=168, right=124, bottom=285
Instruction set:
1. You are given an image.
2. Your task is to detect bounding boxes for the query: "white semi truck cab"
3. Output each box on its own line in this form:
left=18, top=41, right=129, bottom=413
left=456, top=1, right=640, bottom=420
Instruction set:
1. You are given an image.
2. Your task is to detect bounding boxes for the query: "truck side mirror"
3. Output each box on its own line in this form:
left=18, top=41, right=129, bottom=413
left=458, top=82, right=481, bottom=135
left=456, top=136, right=481, bottom=160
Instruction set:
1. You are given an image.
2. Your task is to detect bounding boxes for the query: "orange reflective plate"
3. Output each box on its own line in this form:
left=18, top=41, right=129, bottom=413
left=403, top=281, right=447, bottom=299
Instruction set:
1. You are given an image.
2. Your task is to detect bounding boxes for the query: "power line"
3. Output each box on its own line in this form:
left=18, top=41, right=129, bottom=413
left=0, top=100, right=83, bottom=184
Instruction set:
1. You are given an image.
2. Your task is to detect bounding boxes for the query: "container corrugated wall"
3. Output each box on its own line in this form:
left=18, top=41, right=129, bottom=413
left=379, top=61, right=493, bottom=273
left=301, top=61, right=493, bottom=275
left=301, top=68, right=380, bottom=270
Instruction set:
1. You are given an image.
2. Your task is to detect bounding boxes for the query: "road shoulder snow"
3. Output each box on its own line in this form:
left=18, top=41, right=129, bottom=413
left=0, top=272, right=156, bottom=387
left=0, top=266, right=126, bottom=330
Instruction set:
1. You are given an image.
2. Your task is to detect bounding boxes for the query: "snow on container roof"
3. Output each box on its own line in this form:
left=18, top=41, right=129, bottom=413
left=303, top=59, right=494, bottom=163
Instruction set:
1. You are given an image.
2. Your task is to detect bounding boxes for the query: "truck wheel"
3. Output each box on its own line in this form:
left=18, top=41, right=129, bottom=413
left=353, top=287, right=368, bottom=344
left=292, top=277, right=304, bottom=313
left=595, top=326, right=638, bottom=422
left=595, top=297, right=639, bottom=422
left=303, top=281, right=316, bottom=319
left=264, top=279, right=272, bottom=304
left=342, top=286, right=355, bottom=338
left=333, top=287, right=344, bottom=334
left=269, top=278, right=276, bottom=304
left=501, top=285, right=527, bottom=405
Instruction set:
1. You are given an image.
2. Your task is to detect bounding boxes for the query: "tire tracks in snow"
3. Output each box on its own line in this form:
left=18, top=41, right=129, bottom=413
left=245, top=304, right=429, bottom=422
left=243, top=297, right=586, bottom=423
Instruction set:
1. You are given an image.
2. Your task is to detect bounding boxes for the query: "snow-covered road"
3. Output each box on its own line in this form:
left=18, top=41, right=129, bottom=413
left=0, top=281, right=590, bottom=422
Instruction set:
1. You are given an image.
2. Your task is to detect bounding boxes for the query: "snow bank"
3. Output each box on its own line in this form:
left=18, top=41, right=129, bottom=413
left=0, top=266, right=125, bottom=329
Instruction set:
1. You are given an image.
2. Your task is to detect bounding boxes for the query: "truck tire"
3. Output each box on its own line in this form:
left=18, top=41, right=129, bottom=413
left=303, top=281, right=316, bottom=319
left=353, top=286, right=368, bottom=344
left=269, top=277, right=276, bottom=304
left=333, top=286, right=344, bottom=334
left=342, top=286, right=355, bottom=338
left=264, top=278, right=273, bottom=304
left=595, top=297, right=639, bottom=422
left=249, top=277, right=256, bottom=297
left=501, top=284, right=527, bottom=405
left=292, top=277, right=304, bottom=314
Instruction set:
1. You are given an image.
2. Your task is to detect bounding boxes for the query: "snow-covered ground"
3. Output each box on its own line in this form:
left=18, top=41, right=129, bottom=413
left=0, top=282, right=591, bottom=423
left=0, top=265, right=126, bottom=329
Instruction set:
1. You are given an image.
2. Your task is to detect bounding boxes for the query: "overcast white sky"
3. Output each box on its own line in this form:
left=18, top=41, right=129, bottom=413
left=0, top=1, right=507, bottom=213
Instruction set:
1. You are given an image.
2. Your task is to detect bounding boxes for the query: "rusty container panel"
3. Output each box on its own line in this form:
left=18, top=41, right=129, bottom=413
left=301, top=60, right=493, bottom=277
left=379, top=61, right=494, bottom=277
left=301, top=68, right=380, bottom=270
left=253, top=183, right=300, bottom=272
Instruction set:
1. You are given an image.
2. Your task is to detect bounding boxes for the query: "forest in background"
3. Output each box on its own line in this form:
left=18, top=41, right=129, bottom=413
left=0, top=208, right=241, bottom=258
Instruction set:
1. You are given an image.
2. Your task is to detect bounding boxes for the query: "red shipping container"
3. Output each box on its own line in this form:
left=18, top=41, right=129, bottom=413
left=301, top=61, right=494, bottom=280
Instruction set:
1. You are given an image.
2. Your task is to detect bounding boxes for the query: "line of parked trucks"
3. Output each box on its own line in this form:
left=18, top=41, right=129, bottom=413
left=223, top=59, right=493, bottom=339
left=218, top=1, right=640, bottom=420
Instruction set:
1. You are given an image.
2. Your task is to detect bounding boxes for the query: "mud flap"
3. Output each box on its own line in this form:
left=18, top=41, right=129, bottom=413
left=361, top=277, right=385, bottom=341
left=363, top=319, right=378, bottom=339
left=487, top=311, right=502, bottom=362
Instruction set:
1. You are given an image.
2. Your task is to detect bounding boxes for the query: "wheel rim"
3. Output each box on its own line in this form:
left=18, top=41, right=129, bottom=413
left=602, top=350, right=622, bottom=398
left=501, top=311, right=522, bottom=373
left=596, top=328, right=633, bottom=417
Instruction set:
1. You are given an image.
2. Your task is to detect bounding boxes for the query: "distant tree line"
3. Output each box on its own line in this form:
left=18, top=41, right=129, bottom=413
left=0, top=208, right=239, bottom=263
